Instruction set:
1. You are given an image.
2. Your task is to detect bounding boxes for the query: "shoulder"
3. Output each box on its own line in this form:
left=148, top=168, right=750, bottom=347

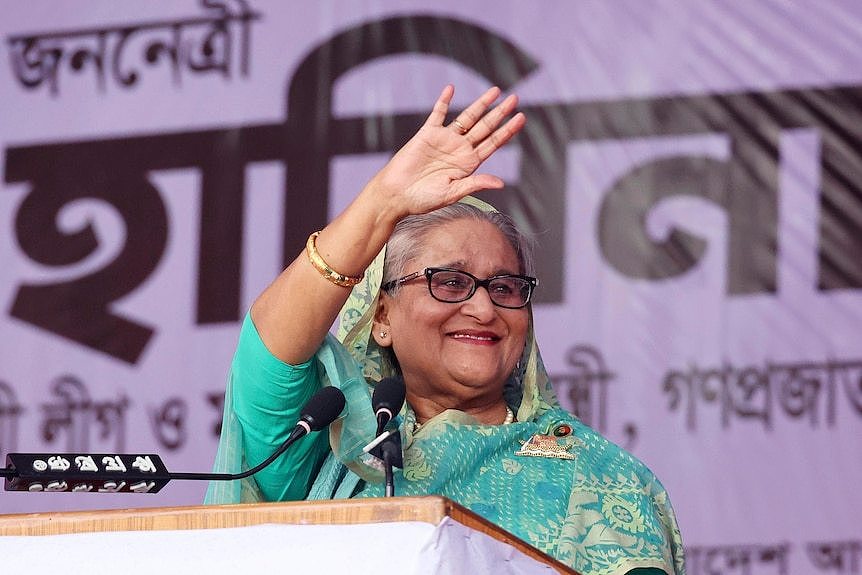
left=540, top=408, right=665, bottom=490
left=549, top=411, right=685, bottom=572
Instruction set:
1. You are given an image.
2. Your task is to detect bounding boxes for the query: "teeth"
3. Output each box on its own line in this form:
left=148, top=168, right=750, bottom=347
left=452, top=334, right=494, bottom=341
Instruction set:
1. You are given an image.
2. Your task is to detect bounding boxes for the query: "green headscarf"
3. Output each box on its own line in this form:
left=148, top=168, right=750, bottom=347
left=327, top=195, right=559, bottom=482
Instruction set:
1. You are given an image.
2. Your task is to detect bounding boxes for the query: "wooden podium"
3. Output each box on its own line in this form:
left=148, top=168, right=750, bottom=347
left=0, top=496, right=577, bottom=574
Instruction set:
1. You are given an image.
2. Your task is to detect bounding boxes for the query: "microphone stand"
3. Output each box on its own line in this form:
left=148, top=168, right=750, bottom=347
left=368, top=377, right=406, bottom=496
left=379, top=431, right=403, bottom=497
left=363, top=428, right=403, bottom=497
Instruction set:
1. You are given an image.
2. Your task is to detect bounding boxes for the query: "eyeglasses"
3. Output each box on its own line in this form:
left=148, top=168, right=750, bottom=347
left=382, top=267, right=538, bottom=309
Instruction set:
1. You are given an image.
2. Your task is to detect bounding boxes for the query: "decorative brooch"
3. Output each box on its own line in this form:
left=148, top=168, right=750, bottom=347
left=515, top=423, right=582, bottom=460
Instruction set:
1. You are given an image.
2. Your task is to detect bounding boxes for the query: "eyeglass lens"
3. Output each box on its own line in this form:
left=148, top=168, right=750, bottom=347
left=428, top=269, right=531, bottom=307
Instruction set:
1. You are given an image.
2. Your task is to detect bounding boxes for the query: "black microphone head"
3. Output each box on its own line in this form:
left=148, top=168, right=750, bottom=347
left=372, top=376, right=406, bottom=415
left=300, top=386, right=346, bottom=431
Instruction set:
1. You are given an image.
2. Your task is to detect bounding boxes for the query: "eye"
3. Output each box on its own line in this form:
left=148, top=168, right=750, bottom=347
left=432, top=272, right=471, bottom=292
left=490, top=280, right=516, bottom=295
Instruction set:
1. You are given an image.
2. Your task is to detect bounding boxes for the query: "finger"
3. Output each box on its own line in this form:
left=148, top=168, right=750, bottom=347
left=475, top=112, right=526, bottom=162
left=464, top=93, right=518, bottom=144
left=424, top=85, right=455, bottom=128
left=450, top=86, right=501, bottom=133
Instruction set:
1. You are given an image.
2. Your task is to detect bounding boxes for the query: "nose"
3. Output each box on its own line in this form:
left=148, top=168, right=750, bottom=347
left=460, top=285, right=497, bottom=322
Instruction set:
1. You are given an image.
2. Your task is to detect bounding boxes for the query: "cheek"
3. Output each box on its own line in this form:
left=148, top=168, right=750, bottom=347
left=389, top=299, right=448, bottom=345
left=509, top=309, right=530, bottom=334
left=507, top=316, right=530, bottom=353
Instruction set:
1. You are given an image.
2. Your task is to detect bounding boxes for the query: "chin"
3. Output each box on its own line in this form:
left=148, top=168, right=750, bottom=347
left=450, top=368, right=509, bottom=391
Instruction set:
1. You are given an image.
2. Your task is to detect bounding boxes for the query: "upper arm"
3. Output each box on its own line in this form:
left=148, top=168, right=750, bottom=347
left=231, top=313, right=332, bottom=500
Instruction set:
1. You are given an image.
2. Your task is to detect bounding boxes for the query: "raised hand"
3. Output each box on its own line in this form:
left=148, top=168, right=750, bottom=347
left=369, top=85, right=526, bottom=217
left=252, top=86, right=525, bottom=364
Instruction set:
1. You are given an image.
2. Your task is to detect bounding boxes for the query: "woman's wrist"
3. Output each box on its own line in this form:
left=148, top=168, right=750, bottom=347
left=359, top=173, right=412, bottom=226
left=310, top=188, right=399, bottom=280
left=305, top=231, right=364, bottom=288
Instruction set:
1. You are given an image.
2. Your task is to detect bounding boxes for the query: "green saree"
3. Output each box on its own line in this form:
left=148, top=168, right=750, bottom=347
left=205, top=198, right=685, bottom=575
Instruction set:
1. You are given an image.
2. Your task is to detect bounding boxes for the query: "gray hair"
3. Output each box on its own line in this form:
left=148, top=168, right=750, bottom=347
left=382, top=203, right=536, bottom=289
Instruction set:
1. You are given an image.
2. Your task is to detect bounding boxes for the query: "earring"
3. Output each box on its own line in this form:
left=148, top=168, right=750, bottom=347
left=380, top=331, right=387, bottom=338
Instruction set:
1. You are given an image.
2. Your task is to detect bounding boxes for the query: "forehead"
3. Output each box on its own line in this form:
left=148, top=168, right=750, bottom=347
left=411, top=218, right=519, bottom=272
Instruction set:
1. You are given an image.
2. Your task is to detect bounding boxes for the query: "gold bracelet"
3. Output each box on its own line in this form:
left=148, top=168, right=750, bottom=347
left=305, top=231, right=364, bottom=288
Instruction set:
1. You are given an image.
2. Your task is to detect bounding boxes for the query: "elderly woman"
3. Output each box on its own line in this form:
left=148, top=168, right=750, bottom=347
left=207, top=86, right=685, bottom=575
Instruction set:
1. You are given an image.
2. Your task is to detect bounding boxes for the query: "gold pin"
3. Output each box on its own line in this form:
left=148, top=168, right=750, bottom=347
left=515, top=433, right=580, bottom=460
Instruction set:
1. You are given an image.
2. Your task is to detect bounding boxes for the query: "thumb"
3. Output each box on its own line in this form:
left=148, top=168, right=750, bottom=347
left=456, top=174, right=505, bottom=195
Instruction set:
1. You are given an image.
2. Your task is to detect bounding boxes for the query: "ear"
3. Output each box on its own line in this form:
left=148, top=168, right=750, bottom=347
left=371, top=294, right=392, bottom=348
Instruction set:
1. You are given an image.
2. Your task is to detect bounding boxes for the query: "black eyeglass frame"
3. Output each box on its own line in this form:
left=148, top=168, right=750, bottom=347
left=381, top=267, right=538, bottom=309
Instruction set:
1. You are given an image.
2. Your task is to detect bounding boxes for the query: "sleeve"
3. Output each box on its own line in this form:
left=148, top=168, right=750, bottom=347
left=230, top=312, right=332, bottom=501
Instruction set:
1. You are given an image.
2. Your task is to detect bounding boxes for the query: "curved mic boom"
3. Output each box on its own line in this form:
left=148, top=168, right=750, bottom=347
left=1, top=386, right=346, bottom=494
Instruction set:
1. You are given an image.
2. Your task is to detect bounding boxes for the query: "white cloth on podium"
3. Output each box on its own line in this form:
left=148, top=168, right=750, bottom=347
left=0, top=517, right=558, bottom=574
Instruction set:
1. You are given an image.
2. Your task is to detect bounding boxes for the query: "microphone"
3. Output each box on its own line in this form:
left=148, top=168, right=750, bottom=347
left=372, top=377, right=406, bottom=436
left=369, top=377, right=405, bottom=497
left=220, top=385, right=346, bottom=480
left=294, top=385, right=348, bottom=437
left=2, top=386, right=345, bottom=494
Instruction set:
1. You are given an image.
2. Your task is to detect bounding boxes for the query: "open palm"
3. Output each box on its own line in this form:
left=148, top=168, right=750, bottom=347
left=371, top=85, right=526, bottom=216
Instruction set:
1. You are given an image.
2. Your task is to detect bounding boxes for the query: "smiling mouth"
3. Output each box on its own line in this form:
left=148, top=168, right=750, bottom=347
left=450, top=333, right=500, bottom=343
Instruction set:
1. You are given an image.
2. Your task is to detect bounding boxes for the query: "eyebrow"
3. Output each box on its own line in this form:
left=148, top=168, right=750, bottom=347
left=436, top=261, right=521, bottom=276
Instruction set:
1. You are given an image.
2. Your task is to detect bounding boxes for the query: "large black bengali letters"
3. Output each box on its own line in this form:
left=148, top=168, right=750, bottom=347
left=3, top=15, right=537, bottom=364
left=5, top=15, right=862, bottom=365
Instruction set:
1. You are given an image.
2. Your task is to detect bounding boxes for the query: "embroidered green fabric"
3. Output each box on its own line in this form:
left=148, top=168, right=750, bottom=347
left=205, top=197, right=685, bottom=575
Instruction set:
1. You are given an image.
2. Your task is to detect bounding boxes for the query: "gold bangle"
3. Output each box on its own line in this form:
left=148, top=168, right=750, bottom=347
left=305, top=231, right=364, bottom=288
